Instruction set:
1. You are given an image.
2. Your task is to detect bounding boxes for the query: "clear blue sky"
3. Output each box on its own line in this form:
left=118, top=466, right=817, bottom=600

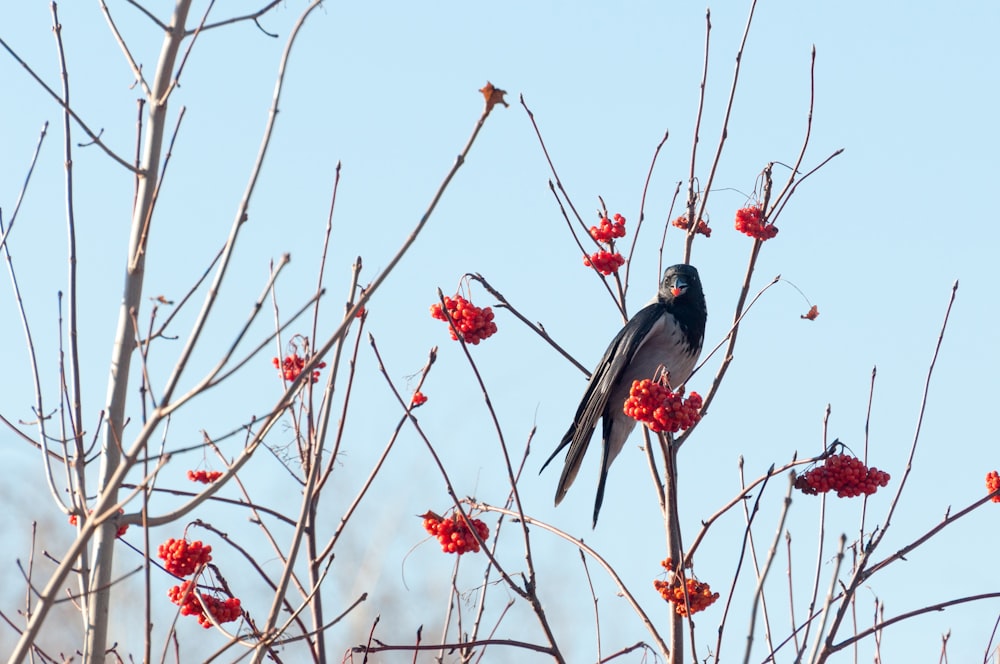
left=1, top=1, right=998, bottom=661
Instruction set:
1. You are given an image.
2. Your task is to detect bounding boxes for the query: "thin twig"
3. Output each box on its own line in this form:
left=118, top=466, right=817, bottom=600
left=689, top=1, right=760, bottom=261
left=0, top=36, right=136, bottom=171
left=806, top=535, right=847, bottom=664
left=625, top=129, right=669, bottom=295
left=472, top=502, right=669, bottom=658
left=468, top=273, right=588, bottom=376
left=741, top=473, right=793, bottom=664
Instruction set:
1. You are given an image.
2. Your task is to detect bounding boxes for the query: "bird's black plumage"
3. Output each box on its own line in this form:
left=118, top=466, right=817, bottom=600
left=541, top=264, right=707, bottom=527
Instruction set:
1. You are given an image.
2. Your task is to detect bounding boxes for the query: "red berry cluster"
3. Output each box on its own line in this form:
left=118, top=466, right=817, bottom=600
left=623, top=379, right=703, bottom=434
left=167, top=581, right=242, bottom=629
left=589, top=213, right=627, bottom=242
left=671, top=215, right=712, bottom=237
left=411, top=391, right=428, bottom=407
left=584, top=212, right=627, bottom=275
left=653, top=558, right=719, bottom=616
left=422, top=510, right=490, bottom=555
left=734, top=205, right=778, bottom=241
left=430, top=295, right=498, bottom=345
left=69, top=508, right=128, bottom=537
left=987, top=470, right=1000, bottom=503
left=273, top=354, right=327, bottom=384
left=583, top=250, right=626, bottom=275
left=794, top=454, right=891, bottom=498
left=187, top=469, right=223, bottom=484
left=158, top=538, right=212, bottom=577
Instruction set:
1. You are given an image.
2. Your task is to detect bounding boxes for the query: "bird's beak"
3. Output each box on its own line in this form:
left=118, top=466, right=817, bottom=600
left=670, top=277, right=688, bottom=298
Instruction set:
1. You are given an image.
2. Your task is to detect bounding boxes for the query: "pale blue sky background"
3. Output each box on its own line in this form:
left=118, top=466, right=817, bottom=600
left=1, top=1, right=998, bottom=662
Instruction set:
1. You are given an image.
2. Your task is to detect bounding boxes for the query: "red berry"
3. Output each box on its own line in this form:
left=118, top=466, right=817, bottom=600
left=274, top=352, right=326, bottom=383
left=795, top=454, right=891, bottom=498
left=589, top=213, right=627, bottom=243
left=986, top=470, right=1000, bottom=503
left=187, top=469, right=223, bottom=484
left=623, top=379, right=702, bottom=433
left=158, top=538, right=212, bottom=577
left=430, top=295, right=498, bottom=344
left=421, top=510, right=490, bottom=555
left=671, top=215, right=712, bottom=237
left=734, top=205, right=778, bottom=241
left=653, top=558, right=719, bottom=616
left=583, top=250, right=625, bottom=275
left=168, top=581, right=241, bottom=628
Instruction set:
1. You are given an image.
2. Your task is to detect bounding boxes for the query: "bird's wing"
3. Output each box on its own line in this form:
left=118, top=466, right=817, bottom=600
left=542, top=302, right=665, bottom=504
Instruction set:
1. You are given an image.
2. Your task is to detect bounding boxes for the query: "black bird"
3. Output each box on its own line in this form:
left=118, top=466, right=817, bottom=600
left=541, top=264, right=707, bottom=527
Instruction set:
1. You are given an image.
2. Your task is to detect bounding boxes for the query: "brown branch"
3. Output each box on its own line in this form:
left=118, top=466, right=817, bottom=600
left=467, top=273, right=588, bottom=376
left=831, top=593, right=1000, bottom=653
left=0, top=36, right=137, bottom=172
left=625, top=129, right=669, bottom=295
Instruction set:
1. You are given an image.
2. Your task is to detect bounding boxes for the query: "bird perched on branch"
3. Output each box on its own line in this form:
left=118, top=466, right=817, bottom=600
left=541, top=264, right=707, bottom=527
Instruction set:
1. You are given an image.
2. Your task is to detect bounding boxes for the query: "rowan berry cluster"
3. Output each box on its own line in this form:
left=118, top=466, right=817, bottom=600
left=794, top=454, right=891, bottom=497
left=167, top=581, right=242, bottom=629
left=623, top=379, right=702, bottom=433
left=158, top=538, right=212, bottom=577
left=653, top=559, right=719, bottom=616
left=69, top=508, right=128, bottom=537
left=589, top=213, right=627, bottom=242
left=671, top=215, right=712, bottom=237
left=987, top=470, right=1000, bottom=503
left=273, top=353, right=327, bottom=383
left=734, top=205, right=778, bottom=241
left=584, top=250, right=626, bottom=275
left=187, top=469, right=223, bottom=484
left=430, top=295, right=498, bottom=344
left=411, top=391, right=428, bottom=407
left=422, top=510, right=490, bottom=555
left=583, top=213, right=627, bottom=275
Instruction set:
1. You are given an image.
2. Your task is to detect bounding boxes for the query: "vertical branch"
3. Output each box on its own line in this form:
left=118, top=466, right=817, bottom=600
left=688, top=0, right=759, bottom=261
left=84, top=1, right=193, bottom=658
left=683, top=8, right=711, bottom=267
left=7, top=3, right=194, bottom=661
left=740, top=474, right=793, bottom=664
left=807, top=535, right=847, bottom=664
left=660, top=433, right=684, bottom=663
left=50, top=12, right=89, bottom=603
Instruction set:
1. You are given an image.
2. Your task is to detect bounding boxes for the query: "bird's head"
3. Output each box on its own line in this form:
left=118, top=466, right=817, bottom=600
left=659, top=264, right=703, bottom=302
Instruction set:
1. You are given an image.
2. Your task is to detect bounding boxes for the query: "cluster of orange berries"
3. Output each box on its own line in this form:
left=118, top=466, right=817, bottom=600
left=589, top=213, right=627, bottom=242
left=69, top=508, right=128, bottom=537
left=187, top=469, right=222, bottom=484
left=162, top=537, right=241, bottom=628
left=987, top=470, right=1000, bottom=503
left=672, top=215, right=712, bottom=237
left=584, top=213, right=627, bottom=275
left=422, top=510, right=490, bottom=555
left=167, top=581, right=242, bottom=629
left=158, top=538, right=212, bottom=577
left=411, top=391, right=428, bottom=407
left=430, top=295, right=498, bottom=345
left=273, top=353, right=327, bottom=384
left=653, top=558, right=719, bottom=616
left=794, top=454, right=891, bottom=498
left=584, top=251, right=626, bottom=275
left=734, top=205, right=778, bottom=241
left=623, top=379, right=703, bottom=434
